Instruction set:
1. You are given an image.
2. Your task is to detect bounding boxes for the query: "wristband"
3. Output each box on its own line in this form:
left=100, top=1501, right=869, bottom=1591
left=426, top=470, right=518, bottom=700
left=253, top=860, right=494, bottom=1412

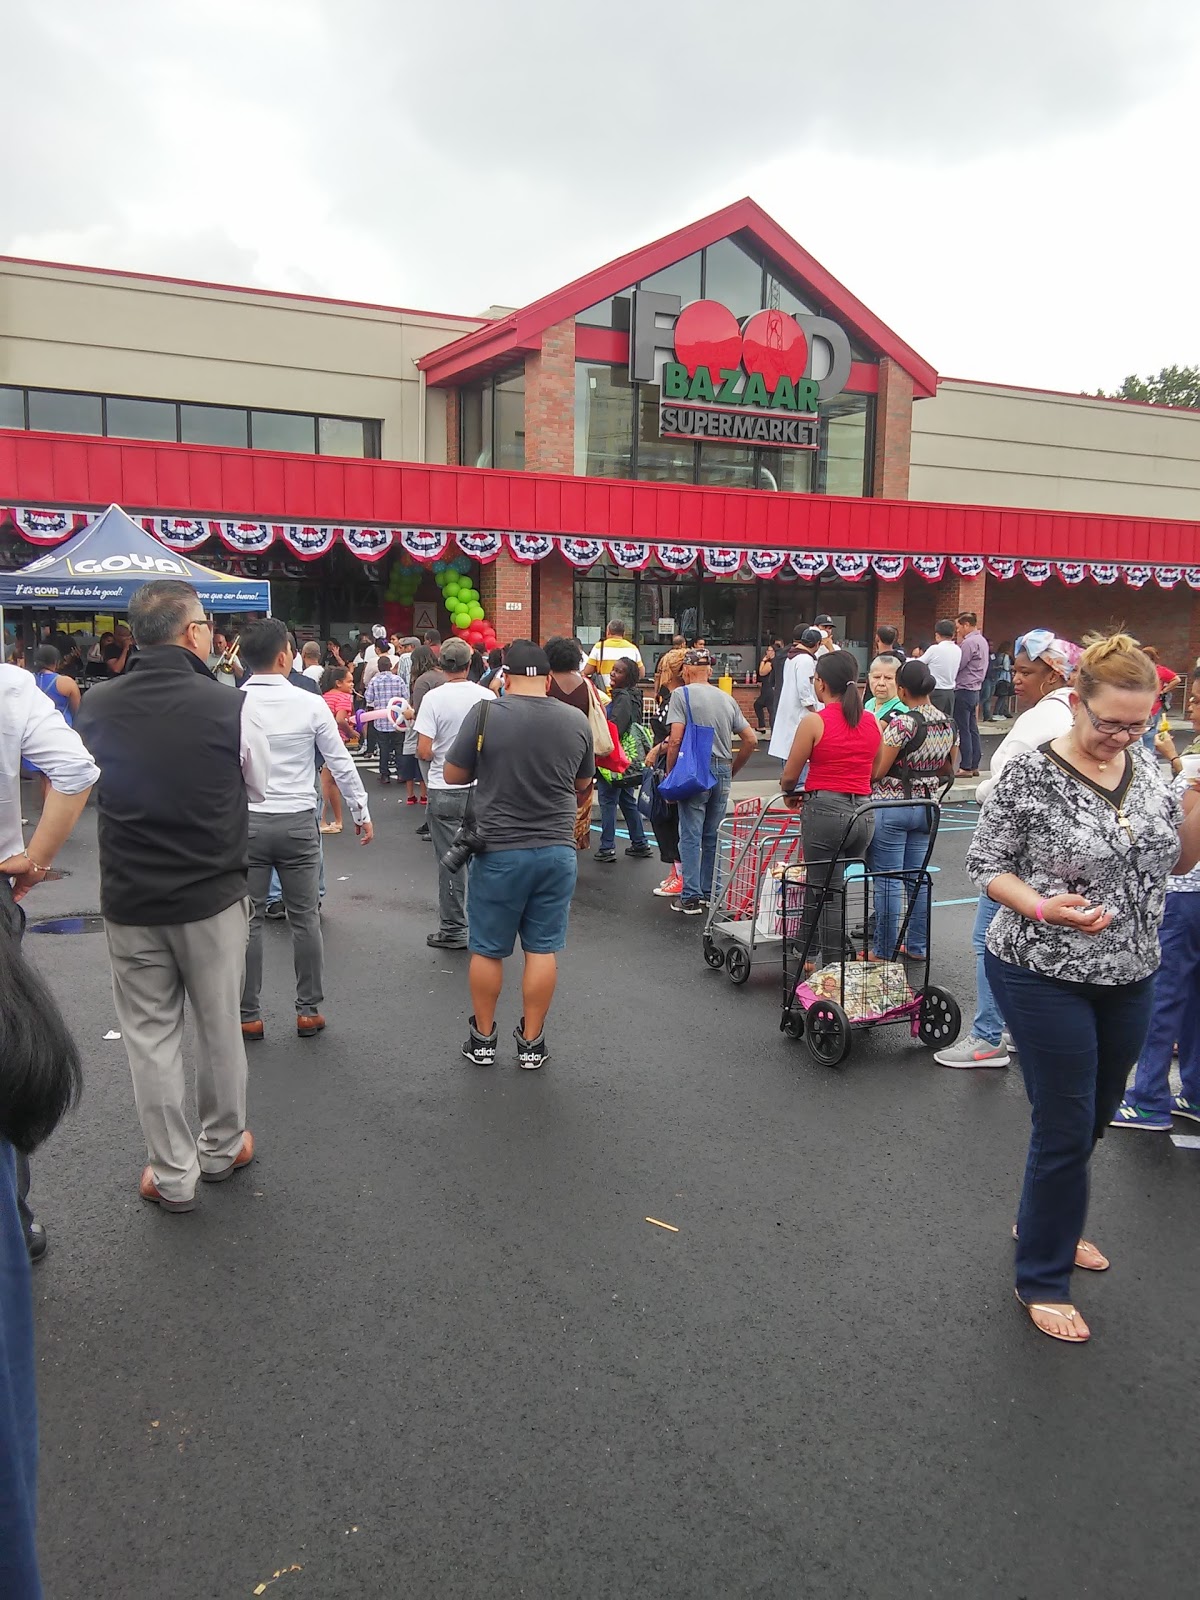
left=1034, top=898, right=1046, bottom=922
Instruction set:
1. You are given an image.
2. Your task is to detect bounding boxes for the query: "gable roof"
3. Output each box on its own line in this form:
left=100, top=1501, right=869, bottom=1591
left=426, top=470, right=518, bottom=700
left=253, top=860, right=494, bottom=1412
left=418, top=197, right=938, bottom=397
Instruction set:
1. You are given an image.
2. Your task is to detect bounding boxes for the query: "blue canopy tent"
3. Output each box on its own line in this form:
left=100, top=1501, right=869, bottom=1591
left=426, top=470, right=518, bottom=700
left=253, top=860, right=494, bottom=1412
left=0, top=504, right=270, bottom=658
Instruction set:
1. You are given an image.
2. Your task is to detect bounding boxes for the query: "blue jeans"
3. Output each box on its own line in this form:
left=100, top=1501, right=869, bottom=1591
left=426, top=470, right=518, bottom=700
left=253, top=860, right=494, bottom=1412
left=868, top=804, right=932, bottom=957
left=676, top=761, right=732, bottom=902
left=972, top=895, right=1005, bottom=1045
left=597, top=775, right=647, bottom=853
left=986, top=952, right=1155, bottom=1302
left=1128, top=892, right=1200, bottom=1115
left=954, top=687, right=981, bottom=770
left=467, top=845, right=578, bottom=957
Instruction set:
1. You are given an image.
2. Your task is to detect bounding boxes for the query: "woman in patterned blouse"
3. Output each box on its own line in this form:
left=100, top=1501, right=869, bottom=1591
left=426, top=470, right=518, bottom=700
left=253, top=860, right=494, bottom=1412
left=966, top=634, right=1200, bottom=1344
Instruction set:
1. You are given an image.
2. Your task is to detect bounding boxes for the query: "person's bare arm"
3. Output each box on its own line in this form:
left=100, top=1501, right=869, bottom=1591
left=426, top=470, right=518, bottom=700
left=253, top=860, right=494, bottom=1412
left=61, top=676, right=82, bottom=715
left=780, top=712, right=822, bottom=793
left=1, top=787, right=92, bottom=900
left=984, top=872, right=1112, bottom=934
left=665, top=722, right=685, bottom=773
left=416, top=733, right=435, bottom=763
left=732, top=724, right=757, bottom=776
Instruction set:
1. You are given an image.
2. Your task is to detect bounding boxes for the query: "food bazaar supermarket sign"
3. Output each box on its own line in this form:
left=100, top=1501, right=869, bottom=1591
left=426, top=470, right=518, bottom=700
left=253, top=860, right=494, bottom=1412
left=628, top=289, right=854, bottom=450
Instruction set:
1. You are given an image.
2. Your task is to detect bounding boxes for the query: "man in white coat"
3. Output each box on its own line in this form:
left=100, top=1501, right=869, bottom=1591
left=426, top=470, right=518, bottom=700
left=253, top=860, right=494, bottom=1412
left=768, top=626, right=822, bottom=760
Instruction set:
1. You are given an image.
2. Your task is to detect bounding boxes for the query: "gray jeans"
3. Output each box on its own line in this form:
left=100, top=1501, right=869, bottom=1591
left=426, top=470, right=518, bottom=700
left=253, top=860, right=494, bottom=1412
left=425, top=786, right=470, bottom=941
left=800, top=792, right=876, bottom=966
left=244, top=809, right=323, bottom=1018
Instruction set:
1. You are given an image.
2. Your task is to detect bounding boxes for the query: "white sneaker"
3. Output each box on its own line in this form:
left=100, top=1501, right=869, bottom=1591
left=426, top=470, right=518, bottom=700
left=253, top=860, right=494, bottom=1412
left=933, top=1032, right=1011, bottom=1068
left=1001, top=1029, right=1017, bottom=1054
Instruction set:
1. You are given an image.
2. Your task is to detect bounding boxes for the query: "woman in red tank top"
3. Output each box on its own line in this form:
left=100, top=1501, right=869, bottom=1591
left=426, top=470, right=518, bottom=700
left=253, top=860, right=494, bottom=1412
left=780, top=650, right=880, bottom=968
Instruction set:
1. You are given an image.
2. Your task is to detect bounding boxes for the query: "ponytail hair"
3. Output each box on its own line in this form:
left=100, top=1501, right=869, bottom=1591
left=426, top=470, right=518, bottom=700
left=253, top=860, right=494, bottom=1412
left=0, top=923, right=82, bottom=1154
left=1077, top=631, right=1157, bottom=700
left=815, top=648, right=863, bottom=728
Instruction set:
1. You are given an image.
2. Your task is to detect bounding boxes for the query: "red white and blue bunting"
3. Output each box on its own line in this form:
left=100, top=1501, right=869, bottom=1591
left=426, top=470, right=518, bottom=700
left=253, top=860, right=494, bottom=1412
left=6, top=506, right=1200, bottom=589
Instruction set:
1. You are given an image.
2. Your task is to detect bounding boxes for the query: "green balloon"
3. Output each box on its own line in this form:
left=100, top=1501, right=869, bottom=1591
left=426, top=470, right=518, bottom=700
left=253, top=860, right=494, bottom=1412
left=453, top=610, right=470, bottom=628
left=468, top=603, right=484, bottom=620
left=433, top=573, right=446, bottom=587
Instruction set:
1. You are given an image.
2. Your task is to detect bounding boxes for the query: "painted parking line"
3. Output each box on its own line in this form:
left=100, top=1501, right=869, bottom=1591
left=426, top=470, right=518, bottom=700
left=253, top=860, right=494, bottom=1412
left=932, top=897, right=978, bottom=908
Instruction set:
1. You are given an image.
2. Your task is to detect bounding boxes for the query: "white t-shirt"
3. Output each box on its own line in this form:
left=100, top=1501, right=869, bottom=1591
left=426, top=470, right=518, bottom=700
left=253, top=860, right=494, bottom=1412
left=923, top=639, right=963, bottom=690
left=414, top=680, right=494, bottom=788
left=302, top=664, right=323, bottom=684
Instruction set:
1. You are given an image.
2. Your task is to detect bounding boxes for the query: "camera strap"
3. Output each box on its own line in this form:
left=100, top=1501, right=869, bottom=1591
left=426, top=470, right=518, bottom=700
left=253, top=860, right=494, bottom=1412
left=461, top=698, right=492, bottom=832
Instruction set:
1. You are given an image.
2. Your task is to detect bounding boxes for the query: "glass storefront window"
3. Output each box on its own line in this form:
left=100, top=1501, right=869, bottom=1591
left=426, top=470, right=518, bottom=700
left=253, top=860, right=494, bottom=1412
left=460, top=385, right=484, bottom=466
left=574, top=577, right=607, bottom=648
left=703, top=238, right=764, bottom=320
left=576, top=291, right=632, bottom=329
left=27, top=389, right=103, bottom=435
left=250, top=411, right=317, bottom=452
left=574, top=363, right=634, bottom=478
left=639, top=252, right=702, bottom=305
left=817, top=396, right=871, bottom=496
left=0, top=386, right=25, bottom=429
left=696, top=443, right=756, bottom=490
left=766, top=274, right=813, bottom=317
left=493, top=372, right=525, bottom=470
left=635, top=383, right=695, bottom=483
left=757, top=448, right=814, bottom=494
left=105, top=396, right=178, bottom=441
left=181, top=403, right=248, bottom=447
left=318, top=416, right=367, bottom=457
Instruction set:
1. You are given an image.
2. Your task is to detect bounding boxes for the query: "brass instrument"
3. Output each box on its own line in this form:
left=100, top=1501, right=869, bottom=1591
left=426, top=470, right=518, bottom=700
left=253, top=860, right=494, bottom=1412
left=215, top=634, right=241, bottom=673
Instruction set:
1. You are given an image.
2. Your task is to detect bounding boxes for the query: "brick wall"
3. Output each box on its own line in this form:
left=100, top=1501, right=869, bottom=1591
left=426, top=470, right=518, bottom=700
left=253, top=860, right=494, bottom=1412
left=480, top=551, right=533, bottom=645
left=444, top=388, right=460, bottom=466
left=524, top=318, right=576, bottom=475
left=873, top=579, right=907, bottom=642
left=982, top=577, right=1198, bottom=671
left=872, top=357, right=913, bottom=499
left=536, top=551, right=575, bottom=643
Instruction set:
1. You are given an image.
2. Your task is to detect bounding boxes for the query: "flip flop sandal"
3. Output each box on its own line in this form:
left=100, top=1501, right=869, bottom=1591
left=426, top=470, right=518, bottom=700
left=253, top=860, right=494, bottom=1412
left=1011, top=1225, right=1109, bottom=1272
left=1015, top=1290, right=1090, bottom=1343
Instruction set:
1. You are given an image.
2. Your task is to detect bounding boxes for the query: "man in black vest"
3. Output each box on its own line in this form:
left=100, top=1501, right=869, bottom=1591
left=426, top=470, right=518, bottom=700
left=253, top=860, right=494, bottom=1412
left=75, top=580, right=271, bottom=1213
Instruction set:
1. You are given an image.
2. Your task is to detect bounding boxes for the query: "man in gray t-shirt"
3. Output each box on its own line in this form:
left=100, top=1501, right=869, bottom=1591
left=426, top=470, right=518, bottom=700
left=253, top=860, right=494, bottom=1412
left=444, top=640, right=595, bottom=1071
left=665, top=651, right=758, bottom=913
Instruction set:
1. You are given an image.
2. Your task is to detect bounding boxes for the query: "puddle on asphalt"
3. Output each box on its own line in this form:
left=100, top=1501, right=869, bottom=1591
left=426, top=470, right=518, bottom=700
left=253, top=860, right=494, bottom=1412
left=28, top=914, right=105, bottom=935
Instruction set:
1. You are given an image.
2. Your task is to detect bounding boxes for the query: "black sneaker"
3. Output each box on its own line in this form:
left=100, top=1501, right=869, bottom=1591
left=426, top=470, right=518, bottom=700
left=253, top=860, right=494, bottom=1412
left=593, top=849, right=617, bottom=863
left=671, top=897, right=705, bottom=915
left=265, top=900, right=286, bottom=921
left=514, top=1018, right=550, bottom=1070
left=624, top=844, right=654, bottom=858
left=462, top=1016, right=497, bottom=1066
left=416, top=823, right=431, bottom=840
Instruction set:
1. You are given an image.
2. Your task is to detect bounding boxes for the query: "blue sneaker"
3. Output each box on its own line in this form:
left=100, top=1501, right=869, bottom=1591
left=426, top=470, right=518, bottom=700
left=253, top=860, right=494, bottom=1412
left=1172, top=1096, right=1200, bottom=1125
left=1110, top=1098, right=1172, bottom=1131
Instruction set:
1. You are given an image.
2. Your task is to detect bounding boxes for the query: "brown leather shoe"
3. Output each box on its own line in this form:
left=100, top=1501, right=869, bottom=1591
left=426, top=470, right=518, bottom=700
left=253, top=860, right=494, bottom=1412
left=201, top=1129, right=255, bottom=1183
left=139, top=1166, right=196, bottom=1212
left=297, top=1013, right=326, bottom=1037
left=241, top=1020, right=264, bottom=1042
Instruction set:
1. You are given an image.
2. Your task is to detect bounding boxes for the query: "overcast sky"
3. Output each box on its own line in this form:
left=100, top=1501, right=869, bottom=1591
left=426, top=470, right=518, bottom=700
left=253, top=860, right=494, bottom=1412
left=6, top=0, right=1200, bottom=392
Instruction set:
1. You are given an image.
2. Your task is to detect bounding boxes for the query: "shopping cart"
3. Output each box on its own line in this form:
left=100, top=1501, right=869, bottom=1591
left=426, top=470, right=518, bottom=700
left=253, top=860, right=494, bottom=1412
left=778, top=797, right=961, bottom=1066
left=701, top=795, right=806, bottom=985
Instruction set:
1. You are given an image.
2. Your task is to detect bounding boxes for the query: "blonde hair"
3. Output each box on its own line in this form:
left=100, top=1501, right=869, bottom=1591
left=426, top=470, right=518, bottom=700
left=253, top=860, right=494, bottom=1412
left=1077, top=631, right=1158, bottom=699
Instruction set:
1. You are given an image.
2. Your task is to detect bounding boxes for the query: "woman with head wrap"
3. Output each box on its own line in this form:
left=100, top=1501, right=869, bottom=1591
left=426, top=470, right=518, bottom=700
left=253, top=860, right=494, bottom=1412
left=935, top=629, right=1082, bottom=1069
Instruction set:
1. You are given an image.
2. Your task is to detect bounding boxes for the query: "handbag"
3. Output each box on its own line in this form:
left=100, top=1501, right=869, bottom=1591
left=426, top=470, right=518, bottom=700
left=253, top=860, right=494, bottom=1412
left=585, top=680, right=615, bottom=759
left=657, top=687, right=715, bottom=801
left=636, top=763, right=672, bottom=824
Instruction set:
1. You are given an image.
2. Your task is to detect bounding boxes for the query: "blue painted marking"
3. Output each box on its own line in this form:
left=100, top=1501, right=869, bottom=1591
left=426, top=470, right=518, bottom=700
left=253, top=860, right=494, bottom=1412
left=932, top=897, right=978, bottom=908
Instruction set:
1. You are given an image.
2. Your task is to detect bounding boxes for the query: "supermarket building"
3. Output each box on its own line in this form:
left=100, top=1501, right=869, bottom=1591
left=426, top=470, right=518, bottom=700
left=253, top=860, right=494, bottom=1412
left=3, top=197, right=1200, bottom=674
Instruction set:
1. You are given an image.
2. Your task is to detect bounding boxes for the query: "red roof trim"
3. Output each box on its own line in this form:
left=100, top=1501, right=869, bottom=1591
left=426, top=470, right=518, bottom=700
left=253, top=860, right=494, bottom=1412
left=418, top=198, right=938, bottom=397
left=3, top=429, right=1197, bottom=567
left=0, top=253, right=489, bottom=326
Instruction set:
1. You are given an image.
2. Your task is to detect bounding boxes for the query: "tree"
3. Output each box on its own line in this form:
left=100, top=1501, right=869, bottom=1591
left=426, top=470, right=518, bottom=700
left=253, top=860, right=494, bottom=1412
left=1098, top=365, right=1200, bottom=409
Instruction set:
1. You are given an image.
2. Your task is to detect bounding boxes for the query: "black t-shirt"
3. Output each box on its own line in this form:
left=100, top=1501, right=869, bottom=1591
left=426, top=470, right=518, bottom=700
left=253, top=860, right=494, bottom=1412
left=446, top=695, right=594, bottom=850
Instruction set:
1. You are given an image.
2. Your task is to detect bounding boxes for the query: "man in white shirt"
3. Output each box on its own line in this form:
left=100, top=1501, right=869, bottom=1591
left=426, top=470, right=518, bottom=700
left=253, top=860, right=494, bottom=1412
left=300, top=641, right=324, bottom=684
left=238, top=618, right=373, bottom=1041
left=923, top=618, right=963, bottom=717
left=1, top=662, right=99, bottom=1258
left=361, top=638, right=390, bottom=690
left=583, top=618, right=645, bottom=689
left=768, top=626, right=822, bottom=760
left=415, top=638, right=493, bottom=949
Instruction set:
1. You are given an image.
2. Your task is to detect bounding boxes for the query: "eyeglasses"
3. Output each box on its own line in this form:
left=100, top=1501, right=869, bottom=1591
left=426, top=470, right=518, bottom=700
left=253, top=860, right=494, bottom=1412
left=1081, top=702, right=1149, bottom=740
left=188, top=616, right=212, bottom=631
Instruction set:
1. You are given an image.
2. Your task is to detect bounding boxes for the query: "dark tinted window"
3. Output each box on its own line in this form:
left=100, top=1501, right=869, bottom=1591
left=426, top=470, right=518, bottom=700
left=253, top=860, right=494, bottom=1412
left=250, top=411, right=317, bottom=452
left=105, top=396, right=178, bottom=441
left=27, top=390, right=103, bottom=435
left=703, top=238, right=764, bottom=320
left=639, top=253, right=702, bottom=305
left=181, top=404, right=248, bottom=447
left=0, top=387, right=24, bottom=428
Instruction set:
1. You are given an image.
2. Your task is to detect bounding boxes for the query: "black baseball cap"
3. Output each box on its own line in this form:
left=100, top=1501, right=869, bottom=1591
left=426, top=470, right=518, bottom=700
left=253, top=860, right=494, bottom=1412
left=505, top=639, right=550, bottom=676
left=800, top=627, right=823, bottom=648
left=814, top=614, right=834, bottom=627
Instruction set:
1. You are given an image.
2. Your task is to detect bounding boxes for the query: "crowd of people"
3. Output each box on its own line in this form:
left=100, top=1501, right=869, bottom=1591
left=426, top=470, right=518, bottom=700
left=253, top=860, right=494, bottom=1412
left=3, top=580, right=1200, bottom=1590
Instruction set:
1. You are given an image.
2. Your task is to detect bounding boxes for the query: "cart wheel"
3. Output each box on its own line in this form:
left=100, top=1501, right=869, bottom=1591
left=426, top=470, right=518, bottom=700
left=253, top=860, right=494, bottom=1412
left=805, top=999, right=852, bottom=1067
left=917, top=986, right=961, bottom=1049
left=702, top=935, right=725, bottom=970
left=725, top=945, right=751, bottom=985
left=780, top=1007, right=804, bottom=1040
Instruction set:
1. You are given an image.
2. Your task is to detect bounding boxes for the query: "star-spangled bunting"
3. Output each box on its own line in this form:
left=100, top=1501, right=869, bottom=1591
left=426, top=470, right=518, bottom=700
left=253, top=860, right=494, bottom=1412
left=701, top=547, right=744, bottom=575
left=398, top=528, right=450, bottom=563
left=1020, top=560, right=1052, bottom=585
left=743, top=549, right=788, bottom=578
left=830, top=553, right=871, bottom=581
left=949, top=555, right=985, bottom=578
left=607, top=541, right=652, bottom=571
left=557, top=537, right=606, bottom=567
left=342, top=526, right=394, bottom=561
left=141, top=517, right=211, bottom=551
left=790, top=552, right=829, bottom=579
left=506, top=533, right=555, bottom=564
left=871, top=555, right=907, bottom=582
left=279, top=524, right=338, bottom=560
left=456, top=530, right=504, bottom=563
left=910, top=555, right=945, bottom=582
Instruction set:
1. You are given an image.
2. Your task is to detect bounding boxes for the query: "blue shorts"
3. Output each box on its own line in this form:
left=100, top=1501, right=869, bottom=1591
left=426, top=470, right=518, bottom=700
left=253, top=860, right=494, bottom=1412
left=467, top=845, right=578, bottom=958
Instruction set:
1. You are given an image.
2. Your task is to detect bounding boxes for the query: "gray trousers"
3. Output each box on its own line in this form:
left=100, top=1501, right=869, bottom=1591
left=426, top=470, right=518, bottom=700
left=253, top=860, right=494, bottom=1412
left=800, top=793, right=876, bottom=966
left=426, top=786, right=470, bottom=941
left=244, top=809, right=323, bottom=1019
left=930, top=688, right=956, bottom=718
left=105, top=898, right=251, bottom=1202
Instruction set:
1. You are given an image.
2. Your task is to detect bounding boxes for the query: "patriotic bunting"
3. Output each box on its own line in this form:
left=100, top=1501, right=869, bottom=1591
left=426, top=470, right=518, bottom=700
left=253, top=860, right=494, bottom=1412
left=987, top=558, right=1018, bottom=580
left=211, top=520, right=274, bottom=553
left=831, top=553, right=870, bottom=581
left=557, top=537, right=606, bottom=567
left=506, top=533, right=555, bottom=564
left=701, top=546, right=744, bottom=576
left=399, top=527, right=450, bottom=563
left=6, top=506, right=87, bottom=543
left=279, top=524, right=338, bottom=560
left=910, top=555, right=945, bottom=582
left=1186, top=569, right=1200, bottom=590
left=1020, top=560, right=1053, bottom=585
left=871, top=555, right=907, bottom=582
left=1089, top=563, right=1120, bottom=585
left=141, top=517, right=211, bottom=551
left=1123, top=565, right=1153, bottom=589
left=744, top=549, right=788, bottom=579
left=1056, top=561, right=1086, bottom=585
left=654, top=543, right=700, bottom=572
left=1152, top=566, right=1182, bottom=589
left=608, top=541, right=652, bottom=571
left=342, top=525, right=393, bottom=561
left=456, top=529, right=504, bottom=563
left=949, top=555, right=985, bottom=578
left=790, top=552, right=829, bottom=579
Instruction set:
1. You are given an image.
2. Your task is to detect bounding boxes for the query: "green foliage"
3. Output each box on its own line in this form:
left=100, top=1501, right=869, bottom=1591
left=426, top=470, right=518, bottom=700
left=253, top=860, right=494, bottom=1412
left=1098, top=365, right=1200, bottom=409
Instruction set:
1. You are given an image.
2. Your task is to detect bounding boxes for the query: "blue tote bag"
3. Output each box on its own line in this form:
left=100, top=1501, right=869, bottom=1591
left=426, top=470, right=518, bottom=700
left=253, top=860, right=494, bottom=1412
left=657, top=687, right=715, bottom=802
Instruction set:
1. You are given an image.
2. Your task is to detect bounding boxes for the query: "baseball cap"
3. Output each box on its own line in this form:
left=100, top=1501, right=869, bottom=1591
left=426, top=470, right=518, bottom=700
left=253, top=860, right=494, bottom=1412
left=371, top=624, right=387, bottom=639
left=505, top=639, right=550, bottom=676
left=439, top=637, right=472, bottom=671
left=800, top=627, right=823, bottom=649
left=814, top=614, right=834, bottom=628
left=684, top=648, right=713, bottom=667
